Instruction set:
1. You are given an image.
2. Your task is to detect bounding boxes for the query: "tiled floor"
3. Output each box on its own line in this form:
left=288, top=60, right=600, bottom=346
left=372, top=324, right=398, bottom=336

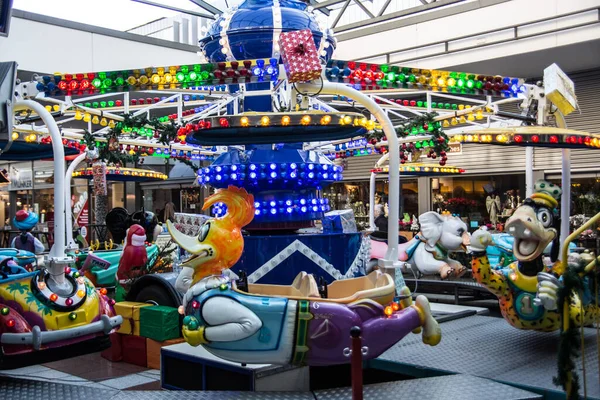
left=0, top=351, right=162, bottom=391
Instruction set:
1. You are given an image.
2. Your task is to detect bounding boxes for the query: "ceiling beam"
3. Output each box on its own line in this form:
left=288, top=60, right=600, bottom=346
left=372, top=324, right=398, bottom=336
left=130, top=0, right=215, bottom=20
left=188, top=0, right=222, bottom=15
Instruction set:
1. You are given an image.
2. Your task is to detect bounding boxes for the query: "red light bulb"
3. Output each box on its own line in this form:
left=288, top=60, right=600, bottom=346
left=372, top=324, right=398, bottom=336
left=6, top=319, right=15, bottom=328
left=531, top=135, right=539, bottom=143
left=550, top=135, right=559, bottom=144
left=115, top=100, right=122, bottom=107
left=219, top=118, right=229, bottom=127
left=65, top=298, right=73, bottom=306
left=514, top=135, right=523, bottom=143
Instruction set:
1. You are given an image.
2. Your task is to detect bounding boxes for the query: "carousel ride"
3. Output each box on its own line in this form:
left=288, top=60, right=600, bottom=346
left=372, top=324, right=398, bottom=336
left=0, top=0, right=597, bottom=397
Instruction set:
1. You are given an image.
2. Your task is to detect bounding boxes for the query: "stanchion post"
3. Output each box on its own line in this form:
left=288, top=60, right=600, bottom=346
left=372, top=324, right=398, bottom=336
left=350, top=326, right=363, bottom=400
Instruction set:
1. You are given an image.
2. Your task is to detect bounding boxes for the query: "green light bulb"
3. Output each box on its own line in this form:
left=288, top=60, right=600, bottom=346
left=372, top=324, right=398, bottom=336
left=387, top=72, right=396, bottom=81
left=381, top=64, right=389, bottom=73
left=457, top=79, right=465, bottom=87
left=102, top=78, right=112, bottom=88
left=100, top=101, right=106, bottom=108
left=115, top=77, right=124, bottom=86
left=108, top=101, right=115, bottom=107
left=181, top=65, right=189, bottom=74
left=189, top=71, right=198, bottom=81
left=91, top=78, right=102, bottom=88
left=466, top=80, right=475, bottom=89
left=176, top=72, right=185, bottom=81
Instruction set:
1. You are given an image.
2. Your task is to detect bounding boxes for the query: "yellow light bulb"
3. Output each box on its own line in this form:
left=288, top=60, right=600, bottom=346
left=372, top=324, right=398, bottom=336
left=281, top=116, right=290, bottom=126
left=164, top=73, right=173, bottom=83
left=447, top=78, right=456, bottom=87
left=11, top=132, right=19, bottom=140
left=458, top=104, right=465, bottom=110
left=127, top=76, right=137, bottom=85
left=100, top=118, right=108, bottom=126
left=74, top=110, right=83, bottom=120
left=151, top=74, right=161, bottom=84
left=360, top=117, right=368, bottom=126
left=92, top=115, right=100, bottom=125
left=459, top=115, right=466, bottom=124
left=83, top=113, right=91, bottom=122
left=77, top=289, right=85, bottom=298
left=320, top=115, right=332, bottom=125
left=53, top=105, right=60, bottom=112
left=455, top=134, right=464, bottom=142
left=466, top=135, right=473, bottom=142
left=437, top=77, right=446, bottom=87
left=342, top=115, right=352, bottom=125
left=260, top=116, right=270, bottom=126
left=451, top=118, right=458, bottom=126
left=365, top=120, right=375, bottom=130
left=418, top=75, right=427, bottom=85
left=301, top=115, right=311, bottom=125
left=467, top=113, right=475, bottom=121
left=108, top=120, right=116, bottom=128
left=476, top=110, right=484, bottom=120
left=27, top=134, right=37, bottom=142
left=157, top=67, right=165, bottom=75
left=442, top=119, right=450, bottom=128
left=45, top=105, right=52, bottom=112
left=240, top=116, right=249, bottom=127
left=139, top=75, right=149, bottom=85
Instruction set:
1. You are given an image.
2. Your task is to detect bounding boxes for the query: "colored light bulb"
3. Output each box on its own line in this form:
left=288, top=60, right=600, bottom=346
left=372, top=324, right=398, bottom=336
left=260, top=116, right=270, bottom=126
left=301, top=115, right=311, bottom=125
left=240, top=117, right=249, bottom=127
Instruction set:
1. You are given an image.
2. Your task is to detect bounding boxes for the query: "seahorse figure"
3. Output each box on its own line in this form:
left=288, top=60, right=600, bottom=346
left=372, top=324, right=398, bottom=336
left=470, top=180, right=599, bottom=331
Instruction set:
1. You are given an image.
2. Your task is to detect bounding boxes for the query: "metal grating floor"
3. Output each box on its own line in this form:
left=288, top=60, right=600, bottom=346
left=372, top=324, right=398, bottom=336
left=0, top=374, right=542, bottom=400
left=315, top=374, right=542, bottom=400
left=372, top=315, right=600, bottom=399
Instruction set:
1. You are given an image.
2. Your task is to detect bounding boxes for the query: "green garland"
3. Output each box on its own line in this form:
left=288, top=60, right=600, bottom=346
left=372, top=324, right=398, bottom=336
left=367, top=112, right=450, bottom=165
left=553, top=264, right=585, bottom=400
left=82, top=114, right=201, bottom=173
left=83, top=130, right=140, bottom=166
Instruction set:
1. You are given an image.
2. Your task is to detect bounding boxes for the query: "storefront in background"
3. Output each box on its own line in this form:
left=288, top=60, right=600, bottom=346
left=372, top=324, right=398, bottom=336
left=325, top=179, right=418, bottom=230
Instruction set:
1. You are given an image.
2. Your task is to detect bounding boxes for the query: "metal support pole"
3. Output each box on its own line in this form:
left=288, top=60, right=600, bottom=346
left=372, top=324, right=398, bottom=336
left=369, top=171, right=376, bottom=230
left=13, top=101, right=71, bottom=286
left=560, top=148, right=570, bottom=259
left=556, top=112, right=570, bottom=259
left=296, top=82, right=400, bottom=266
left=350, top=326, right=363, bottom=400
left=65, top=152, right=88, bottom=250
left=525, top=146, right=534, bottom=197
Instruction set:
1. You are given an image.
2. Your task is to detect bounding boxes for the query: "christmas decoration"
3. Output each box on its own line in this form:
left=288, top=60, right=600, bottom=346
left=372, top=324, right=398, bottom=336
left=279, top=29, right=322, bottom=83
left=368, top=112, right=449, bottom=166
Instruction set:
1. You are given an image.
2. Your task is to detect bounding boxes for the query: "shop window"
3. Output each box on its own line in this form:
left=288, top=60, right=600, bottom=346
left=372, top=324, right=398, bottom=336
left=324, top=179, right=418, bottom=230
left=432, top=175, right=525, bottom=230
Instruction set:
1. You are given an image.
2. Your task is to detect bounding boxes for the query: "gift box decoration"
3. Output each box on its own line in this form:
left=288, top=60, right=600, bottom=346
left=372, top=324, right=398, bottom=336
left=278, top=29, right=322, bottom=83
left=322, top=209, right=358, bottom=234
left=146, top=337, right=185, bottom=370
left=139, top=305, right=181, bottom=342
left=121, top=334, right=147, bottom=367
left=114, top=301, right=152, bottom=336
left=100, top=332, right=123, bottom=362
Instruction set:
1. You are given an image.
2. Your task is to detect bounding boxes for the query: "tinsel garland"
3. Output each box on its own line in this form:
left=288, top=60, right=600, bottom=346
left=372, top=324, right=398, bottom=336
left=553, top=264, right=585, bottom=400
left=367, top=112, right=450, bottom=166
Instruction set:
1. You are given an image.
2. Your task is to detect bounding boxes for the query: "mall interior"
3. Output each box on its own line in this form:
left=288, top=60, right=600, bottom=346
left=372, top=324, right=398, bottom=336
left=0, top=0, right=599, bottom=399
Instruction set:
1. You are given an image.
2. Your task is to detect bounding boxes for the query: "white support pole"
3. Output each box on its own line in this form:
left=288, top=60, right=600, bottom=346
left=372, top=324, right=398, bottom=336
left=525, top=146, right=534, bottom=197
left=369, top=171, right=376, bottom=231
left=65, top=152, right=87, bottom=250
left=555, top=112, right=570, bottom=258
left=296, top=82, right=402, bottom=282
left=13, top=101, right=70, bottom=286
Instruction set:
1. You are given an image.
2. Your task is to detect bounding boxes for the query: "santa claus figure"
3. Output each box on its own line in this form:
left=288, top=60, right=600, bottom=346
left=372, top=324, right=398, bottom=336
left=117, top=224, right=148, bottom=281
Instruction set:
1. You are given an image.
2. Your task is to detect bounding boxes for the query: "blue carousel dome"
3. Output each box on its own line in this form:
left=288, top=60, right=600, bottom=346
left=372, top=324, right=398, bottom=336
left=199, top=0, right=336, bottom=63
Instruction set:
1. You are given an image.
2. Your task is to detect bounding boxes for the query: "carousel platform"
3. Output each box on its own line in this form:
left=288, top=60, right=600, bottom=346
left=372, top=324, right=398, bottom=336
left=370, top=315, right=600, bottom=400
left=0, top=373, right=542, bottom=399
